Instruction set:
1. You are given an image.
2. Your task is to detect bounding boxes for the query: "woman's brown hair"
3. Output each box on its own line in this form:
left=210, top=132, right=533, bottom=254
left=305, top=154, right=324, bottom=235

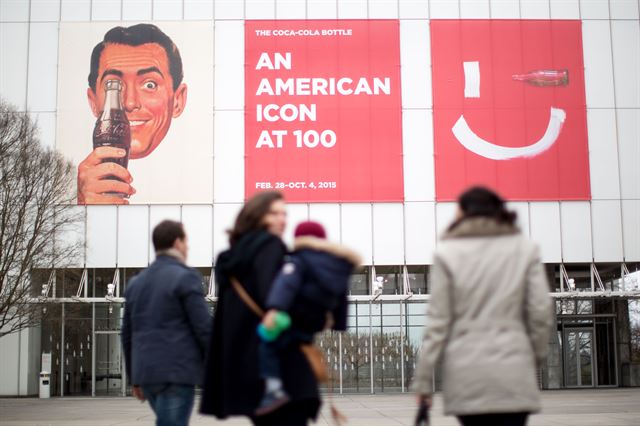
left=228, top=191, right=284, bottom=245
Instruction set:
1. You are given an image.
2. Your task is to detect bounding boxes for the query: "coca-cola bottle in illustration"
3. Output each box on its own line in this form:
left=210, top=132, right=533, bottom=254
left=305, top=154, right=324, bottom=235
left=92, top=79, right=131, bottom=197
left=512, top=69, right=569, bottom=87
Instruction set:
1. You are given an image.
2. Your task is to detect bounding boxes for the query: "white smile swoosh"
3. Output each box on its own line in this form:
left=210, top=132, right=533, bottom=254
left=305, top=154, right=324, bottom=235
left=129, top=120, right=147, bottom=127
left=452, top=107, right=566, bottom=160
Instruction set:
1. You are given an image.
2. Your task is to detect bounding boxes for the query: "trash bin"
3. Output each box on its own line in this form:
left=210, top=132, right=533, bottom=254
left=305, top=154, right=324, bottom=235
left=39, top=371, right=50, bottom=399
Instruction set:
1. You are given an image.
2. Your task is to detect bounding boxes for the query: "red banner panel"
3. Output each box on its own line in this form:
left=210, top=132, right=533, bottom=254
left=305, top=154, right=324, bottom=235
left=245, top=20, right=403, bottom=202
left=431, top=20, right=590, bottom=201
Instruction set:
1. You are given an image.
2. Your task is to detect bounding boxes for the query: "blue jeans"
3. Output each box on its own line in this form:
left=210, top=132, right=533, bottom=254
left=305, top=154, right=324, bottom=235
left=141, top=383, right=195, bottom=426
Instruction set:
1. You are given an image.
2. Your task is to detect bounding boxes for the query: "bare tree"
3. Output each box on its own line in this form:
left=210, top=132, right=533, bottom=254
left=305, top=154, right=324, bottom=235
left=0, top=98, right=81, bottom=338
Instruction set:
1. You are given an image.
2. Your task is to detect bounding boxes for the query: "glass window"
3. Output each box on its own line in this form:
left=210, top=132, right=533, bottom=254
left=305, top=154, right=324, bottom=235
left=374, top=266, right=402, bottom=295
left=349, top=268, right=370, bottom=295
left=406, top=265, right=429, bottom=294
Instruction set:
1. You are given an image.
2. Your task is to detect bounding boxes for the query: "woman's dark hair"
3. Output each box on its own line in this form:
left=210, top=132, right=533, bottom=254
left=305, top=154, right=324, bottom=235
left=450, top=186, right=517, bottom=230
left=152, top=220, right=185, bottom=251
left=229, top=191, right=284, bottom=245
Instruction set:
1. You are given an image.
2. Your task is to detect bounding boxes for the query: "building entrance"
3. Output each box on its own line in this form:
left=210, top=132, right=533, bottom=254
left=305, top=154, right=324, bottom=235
left=560, top=317, right=618, bottom=388
left=563, top=327, right=594, bottom=387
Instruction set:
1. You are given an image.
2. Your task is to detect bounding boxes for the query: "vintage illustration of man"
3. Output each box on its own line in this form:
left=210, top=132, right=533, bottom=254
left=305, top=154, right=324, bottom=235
left=79, top=24, right=187, bottom=204
left=56, top=21, right=213, bottom=205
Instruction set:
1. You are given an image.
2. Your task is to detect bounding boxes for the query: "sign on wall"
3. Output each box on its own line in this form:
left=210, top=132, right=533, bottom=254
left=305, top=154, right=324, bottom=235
left=56, top=22, right=214, bottom=204
left=431, top=20, right=591, bottom=201
left=245, top=20, right=404, bottom=202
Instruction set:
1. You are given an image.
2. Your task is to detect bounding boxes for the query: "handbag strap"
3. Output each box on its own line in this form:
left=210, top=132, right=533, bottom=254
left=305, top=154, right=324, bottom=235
left=230, top=276, right=265, bottom=318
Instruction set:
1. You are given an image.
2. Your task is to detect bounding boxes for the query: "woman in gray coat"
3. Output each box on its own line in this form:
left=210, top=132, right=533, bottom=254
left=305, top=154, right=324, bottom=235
left=413, top=187, right=553, bottom=426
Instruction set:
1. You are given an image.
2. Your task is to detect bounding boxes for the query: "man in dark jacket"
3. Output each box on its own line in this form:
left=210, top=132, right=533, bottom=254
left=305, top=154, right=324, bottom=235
left=256, top=221, right=361, bottom=415
left=121, top=220, right=211, bottom=426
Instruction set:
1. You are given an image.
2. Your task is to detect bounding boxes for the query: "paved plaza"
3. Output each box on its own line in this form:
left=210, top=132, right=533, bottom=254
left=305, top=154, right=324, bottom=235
left=1, top=389, right=639, bottom=426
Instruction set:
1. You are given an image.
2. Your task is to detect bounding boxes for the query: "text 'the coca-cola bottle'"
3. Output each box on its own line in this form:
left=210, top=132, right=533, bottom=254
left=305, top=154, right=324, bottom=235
left=512, top=69, right=569, bottom=87
left=92, top=79, right=131, bottom=197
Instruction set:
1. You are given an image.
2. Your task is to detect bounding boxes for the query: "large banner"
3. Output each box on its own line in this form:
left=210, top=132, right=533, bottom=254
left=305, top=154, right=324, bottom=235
left=431, top=20, right=590, bottom=201
left=245, top=20, right=404, bottom=202
left=57, top=22, right=214, bottom=204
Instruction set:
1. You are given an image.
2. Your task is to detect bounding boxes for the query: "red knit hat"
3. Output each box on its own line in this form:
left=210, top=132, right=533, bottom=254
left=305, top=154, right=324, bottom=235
left=294, top=221, right=326, bottom=239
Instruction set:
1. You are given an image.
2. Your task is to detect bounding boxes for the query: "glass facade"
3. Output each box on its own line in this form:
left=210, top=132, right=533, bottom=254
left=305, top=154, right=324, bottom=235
left=30, top=263, right=639, bottom=396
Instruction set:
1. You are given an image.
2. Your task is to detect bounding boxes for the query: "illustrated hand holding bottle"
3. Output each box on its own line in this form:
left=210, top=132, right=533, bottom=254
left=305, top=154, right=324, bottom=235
left=77, top=79, right=136, bottom=204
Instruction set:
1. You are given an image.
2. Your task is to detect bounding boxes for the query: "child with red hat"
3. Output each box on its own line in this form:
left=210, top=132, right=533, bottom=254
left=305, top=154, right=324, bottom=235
left=255, top=221, right=360, bottom=416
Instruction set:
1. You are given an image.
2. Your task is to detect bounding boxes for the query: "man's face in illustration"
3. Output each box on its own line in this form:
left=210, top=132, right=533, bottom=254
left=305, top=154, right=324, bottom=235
left=87, top=43, right=187, bottom=159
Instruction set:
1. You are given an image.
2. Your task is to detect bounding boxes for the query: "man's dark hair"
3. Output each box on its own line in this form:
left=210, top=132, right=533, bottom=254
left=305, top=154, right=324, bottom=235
left=88, top=23, right=183, bottom=92
left=152, top=220, right=185, bottom=252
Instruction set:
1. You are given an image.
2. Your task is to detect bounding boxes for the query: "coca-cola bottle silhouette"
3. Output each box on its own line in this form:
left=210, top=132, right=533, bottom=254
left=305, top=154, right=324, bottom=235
left=512, top=69, right=569, bottom=87
left=92, top=79, right=131, bottom=197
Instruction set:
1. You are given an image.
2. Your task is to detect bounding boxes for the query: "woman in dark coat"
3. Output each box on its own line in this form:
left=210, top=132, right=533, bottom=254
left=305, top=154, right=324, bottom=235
left=200, top=191, right=320, bottom=426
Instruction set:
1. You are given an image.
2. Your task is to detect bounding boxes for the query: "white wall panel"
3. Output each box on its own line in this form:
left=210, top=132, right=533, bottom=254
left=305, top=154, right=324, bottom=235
left=182, top=205, right=213, bottom=267
left=587, top=109, right=621, bottom=199
left=399, top=0, right=429, bottom=19
left=33, top=112, right=56, bottom=150
left=1, top=0, right=29, bottom=21
left=591, top=200, right=624, bottom=262
left=153, top=0, right=183, bottom=20
left=58, top=206, right=86, bottom=267
left=213, top=203, right=242, bottom=261
left=60, top=0, right=91, bottom=21
left=507, top=202, right=530, bottom=238
left=276, top=0, right=306, bottom=18
left=369, top=0, right=399, bottom=18
left=214, top=21, right=244, bottom=110
left=611, top=21, right=640, bottom=108
left=1, top=23, right=28, bottom=110
left=117, top=206, right=149, bottom=267
left=560, top=202, right=593, bottom=263
left=31, top=0, right=61, bottom=21
left=435, top=202, right=457, bottom=242
left=149, top=205, right=181, bottom=260
left=429, top=0, right=459, bottom=18
left=123, top=0, right=152, bottom=20
left=460, top=0, right=490, bottom=18
left=215, top=0, right=243, bottom=19
left=338, top=0, right=367, bottom=18
left=622, top=200, right=640, bottom=261
left=489, top=0, right=520, bottom=18
left=213, top=111, right=244, bottom=202
left=610, top=0, right=640, bottom=19
left=0, top=332, right=20, bottom=395
left=520, top=0, right=550, bottom=18
left=308, top=203, right=341, bottom=242
left=185, top=0, right=214, bottom=20
left=284, top=204, right=309, bottom=248
left=580, top=0, right=609, bottom=19
left=246, top=0, right=276, bottom=19
left=308, top=0, right=337, bottom=18
left=404, top=202, right=436, bottom=265
left=582, top=21, right=615, bottom=108
left=86, top=206, right=117, bottom=267
left=550, top=0, right=580, bottom=18
left=403, top=109, right=435, bottom=201
left=341, top=204, right=373, bottom=264
left=27, top=23, right=58, bottom=112
left=372, top=203, right=404, bottom=265
left=616, top=109, right=640, bottom=199
left=530, top=202, right=562, bottom=263
left=91, top=0, right=122, bottom=20
left=400, top=20, right=431, bottom=109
